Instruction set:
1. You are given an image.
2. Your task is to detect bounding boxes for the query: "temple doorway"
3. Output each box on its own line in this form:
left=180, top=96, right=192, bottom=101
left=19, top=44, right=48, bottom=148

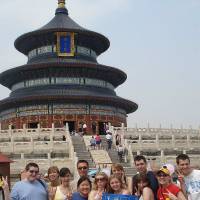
left=63, top=121, right=75, bottom=134
left=28, top=122, right=38, bottom=129
left=98, top=122, right=107, bottom=135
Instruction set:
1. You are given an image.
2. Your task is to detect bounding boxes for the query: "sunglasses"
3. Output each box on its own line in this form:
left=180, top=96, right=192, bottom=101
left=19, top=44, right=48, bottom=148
left=157, top=173, right=168, bottom=177
left=29, top=170, right=39, bottom=174
left=95, top=177, right=105, bottom=182
left=78, top=166, right=88, bottom=170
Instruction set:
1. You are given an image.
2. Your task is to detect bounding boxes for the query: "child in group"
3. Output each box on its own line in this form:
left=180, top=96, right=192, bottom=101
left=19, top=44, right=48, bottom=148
left=108, top=174, right=130, bottom=195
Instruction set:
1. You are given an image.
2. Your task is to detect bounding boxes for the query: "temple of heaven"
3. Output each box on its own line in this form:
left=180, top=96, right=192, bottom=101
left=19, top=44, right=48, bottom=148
left=0, top=0, right=138, bottom=134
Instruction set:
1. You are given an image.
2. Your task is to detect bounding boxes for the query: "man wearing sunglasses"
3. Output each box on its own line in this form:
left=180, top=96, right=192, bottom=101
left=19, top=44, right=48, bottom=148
left=72, top=160, right=90, bottom=191
left=11, top=162, right=48, bottom=200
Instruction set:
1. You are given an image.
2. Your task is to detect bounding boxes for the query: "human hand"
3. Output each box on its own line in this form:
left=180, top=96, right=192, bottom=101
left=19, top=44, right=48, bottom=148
left=163, top=189, right=178, bottom=200
left=134, top=186, right=140, bottom=196
left=48, top=186, right=57, bottom=200
left=2, top=176, right=9, bottom=192
left=66, top=191, right=72, bottom=200
left=176, top=169, right=185, bottom=184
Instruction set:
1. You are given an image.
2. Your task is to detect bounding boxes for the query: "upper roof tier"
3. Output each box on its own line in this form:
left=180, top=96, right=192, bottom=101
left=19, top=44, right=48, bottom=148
left=14, top=1, right=110, bottom=56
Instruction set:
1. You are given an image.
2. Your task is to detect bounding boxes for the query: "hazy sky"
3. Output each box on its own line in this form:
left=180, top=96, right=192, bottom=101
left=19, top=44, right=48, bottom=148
left=0, top=0, right=199, bottom=129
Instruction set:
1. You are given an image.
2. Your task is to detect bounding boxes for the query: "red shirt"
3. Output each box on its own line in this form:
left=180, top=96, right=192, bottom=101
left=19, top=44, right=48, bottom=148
left=95, top=135, right=101, bottom=142
left=157, top=183, right=180, bottom=200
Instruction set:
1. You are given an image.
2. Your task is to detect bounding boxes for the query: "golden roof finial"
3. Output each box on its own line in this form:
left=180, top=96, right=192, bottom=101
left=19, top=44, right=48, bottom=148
left=58, top=0, right=65, bottom=8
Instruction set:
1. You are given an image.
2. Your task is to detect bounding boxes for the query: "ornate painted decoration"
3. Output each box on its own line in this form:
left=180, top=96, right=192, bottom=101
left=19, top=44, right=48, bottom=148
left=56, top=32, right=75, bottom=57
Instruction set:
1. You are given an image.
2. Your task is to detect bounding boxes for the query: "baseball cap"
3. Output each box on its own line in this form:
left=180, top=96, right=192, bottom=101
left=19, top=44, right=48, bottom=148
left=157, top=166, right=170, bottom=176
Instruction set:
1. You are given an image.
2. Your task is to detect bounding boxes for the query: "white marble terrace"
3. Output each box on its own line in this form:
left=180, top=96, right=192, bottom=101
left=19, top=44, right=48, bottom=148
left=0, top=123, right=77, bottom=176
left=112, top=123, right=200, bottom=168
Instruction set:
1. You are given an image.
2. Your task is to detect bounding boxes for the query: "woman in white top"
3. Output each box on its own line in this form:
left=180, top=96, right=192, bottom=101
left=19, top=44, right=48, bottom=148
left=134, top=174, right=154, bottom=200
left=88, top=172, right=108, bottom=200
left=50, top=167, right=73, bottom=200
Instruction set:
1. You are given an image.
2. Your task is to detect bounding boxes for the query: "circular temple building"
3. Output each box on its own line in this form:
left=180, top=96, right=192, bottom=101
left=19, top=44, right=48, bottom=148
left=0, top=1, right=138, bottom=134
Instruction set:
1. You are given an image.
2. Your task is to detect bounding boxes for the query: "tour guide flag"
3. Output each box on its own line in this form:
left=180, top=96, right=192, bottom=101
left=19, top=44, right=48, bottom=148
left=57, top=32, right=75, bottom=56
left=102, top=193, right=139, bottom=200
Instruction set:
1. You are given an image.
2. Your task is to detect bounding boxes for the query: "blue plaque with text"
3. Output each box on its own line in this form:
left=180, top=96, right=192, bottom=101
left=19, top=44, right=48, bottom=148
left=102, top=193, right=139, bottom=200
left=60, top=35, right=71, bottom=53
left=57, top=32, right=74, bottom=56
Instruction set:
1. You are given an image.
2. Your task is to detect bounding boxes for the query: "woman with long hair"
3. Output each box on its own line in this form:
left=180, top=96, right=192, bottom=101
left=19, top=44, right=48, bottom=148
left=48, top=166, right=60, bottom=187
left=108, top=174, right=130, bottom=195
left=111, top=163, right=133, bottom=192
left=88, top=172, right=108, bottom=200
left=134, top=173, right=154, bottom=200
left=111, top=164, right=127, bottom=187
left=156, top=166, right=186, bottom=200
left=49, top=167, right=73, bottom=200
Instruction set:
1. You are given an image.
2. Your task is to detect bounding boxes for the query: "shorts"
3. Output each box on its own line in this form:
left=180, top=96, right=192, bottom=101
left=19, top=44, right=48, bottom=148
left=96, top=141, right=101, bottom=145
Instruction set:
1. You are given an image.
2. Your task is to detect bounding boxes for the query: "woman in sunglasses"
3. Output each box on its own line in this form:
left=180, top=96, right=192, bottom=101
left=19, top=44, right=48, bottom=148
left=134, top=174, right=154, bottom=200
left=88, top=172, right=109, bottom=200
left=156, top=166, right=186, bottom=200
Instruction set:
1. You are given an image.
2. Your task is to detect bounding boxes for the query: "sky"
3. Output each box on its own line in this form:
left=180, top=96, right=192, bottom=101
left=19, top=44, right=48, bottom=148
left=0, top=0, right=200, bottom=129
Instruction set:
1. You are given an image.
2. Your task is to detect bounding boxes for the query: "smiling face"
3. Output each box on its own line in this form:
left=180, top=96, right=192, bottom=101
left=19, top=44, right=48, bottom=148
left=156, top=172, right=171, bottom=186
left=26, top=166, right=39, bottom=182
left=78, top=180, right=91, bottom=197
left=112, top=167, right=123, bottom=178
left=48, top=170, right=59, bottom=182
left=177, top=159, right=191, bottom=176
left=137, top=180, right=148, bottom=191
left=77, top=162, right=88, bottom=177
left=110, top=177, right=122, bottom=193
left=95, top=175, right=107, bottom=190
left=60, top=173, right=71, bottom=186
left=135, top=159, right=147, bottom=174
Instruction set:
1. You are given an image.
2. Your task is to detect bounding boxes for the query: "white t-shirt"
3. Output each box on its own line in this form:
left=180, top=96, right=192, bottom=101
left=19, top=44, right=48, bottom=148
left=106, top=134, right=112, bottom=140
left=184, top=169, right=200, bottom=200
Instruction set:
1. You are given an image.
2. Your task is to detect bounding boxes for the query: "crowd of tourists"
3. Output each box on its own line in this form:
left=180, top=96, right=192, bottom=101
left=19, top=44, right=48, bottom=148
left=0, top=153, right=200, bottom=200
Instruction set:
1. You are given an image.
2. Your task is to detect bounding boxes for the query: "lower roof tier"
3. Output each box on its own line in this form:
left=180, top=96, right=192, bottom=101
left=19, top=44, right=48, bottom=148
left=0, top=62, right=127, bottom=89
left=10, top=85, right=116, bottom=99
left=0, top=95, right=138, bottom=114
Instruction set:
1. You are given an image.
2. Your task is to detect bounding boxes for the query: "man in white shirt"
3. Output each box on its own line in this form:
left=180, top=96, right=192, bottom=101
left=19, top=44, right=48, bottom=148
left=176, top=153, right=200, bottom=200
left=105, top=131, right=112, bottom=150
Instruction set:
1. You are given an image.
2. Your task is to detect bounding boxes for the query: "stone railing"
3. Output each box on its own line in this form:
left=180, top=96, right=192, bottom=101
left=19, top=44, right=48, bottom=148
left=109, top=124, right=200, bottom=167
left=0, top=123, right=78, bottom=178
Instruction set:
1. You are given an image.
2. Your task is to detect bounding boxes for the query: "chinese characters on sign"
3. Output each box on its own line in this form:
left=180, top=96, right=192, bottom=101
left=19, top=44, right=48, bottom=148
left=57, top=32, right=74, bottom=56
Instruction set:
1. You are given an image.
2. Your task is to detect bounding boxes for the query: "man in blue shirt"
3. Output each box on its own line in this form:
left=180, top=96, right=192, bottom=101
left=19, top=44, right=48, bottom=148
left=11, top=162, right=48, bottom=200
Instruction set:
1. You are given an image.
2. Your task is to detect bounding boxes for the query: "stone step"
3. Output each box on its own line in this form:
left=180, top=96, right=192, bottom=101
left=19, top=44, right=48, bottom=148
left=71, top=135, right=96, bottom=168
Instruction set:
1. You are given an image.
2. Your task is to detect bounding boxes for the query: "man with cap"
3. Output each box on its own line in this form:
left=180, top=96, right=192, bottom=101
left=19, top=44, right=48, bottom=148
left=156, top=166, right=186, bottom=200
